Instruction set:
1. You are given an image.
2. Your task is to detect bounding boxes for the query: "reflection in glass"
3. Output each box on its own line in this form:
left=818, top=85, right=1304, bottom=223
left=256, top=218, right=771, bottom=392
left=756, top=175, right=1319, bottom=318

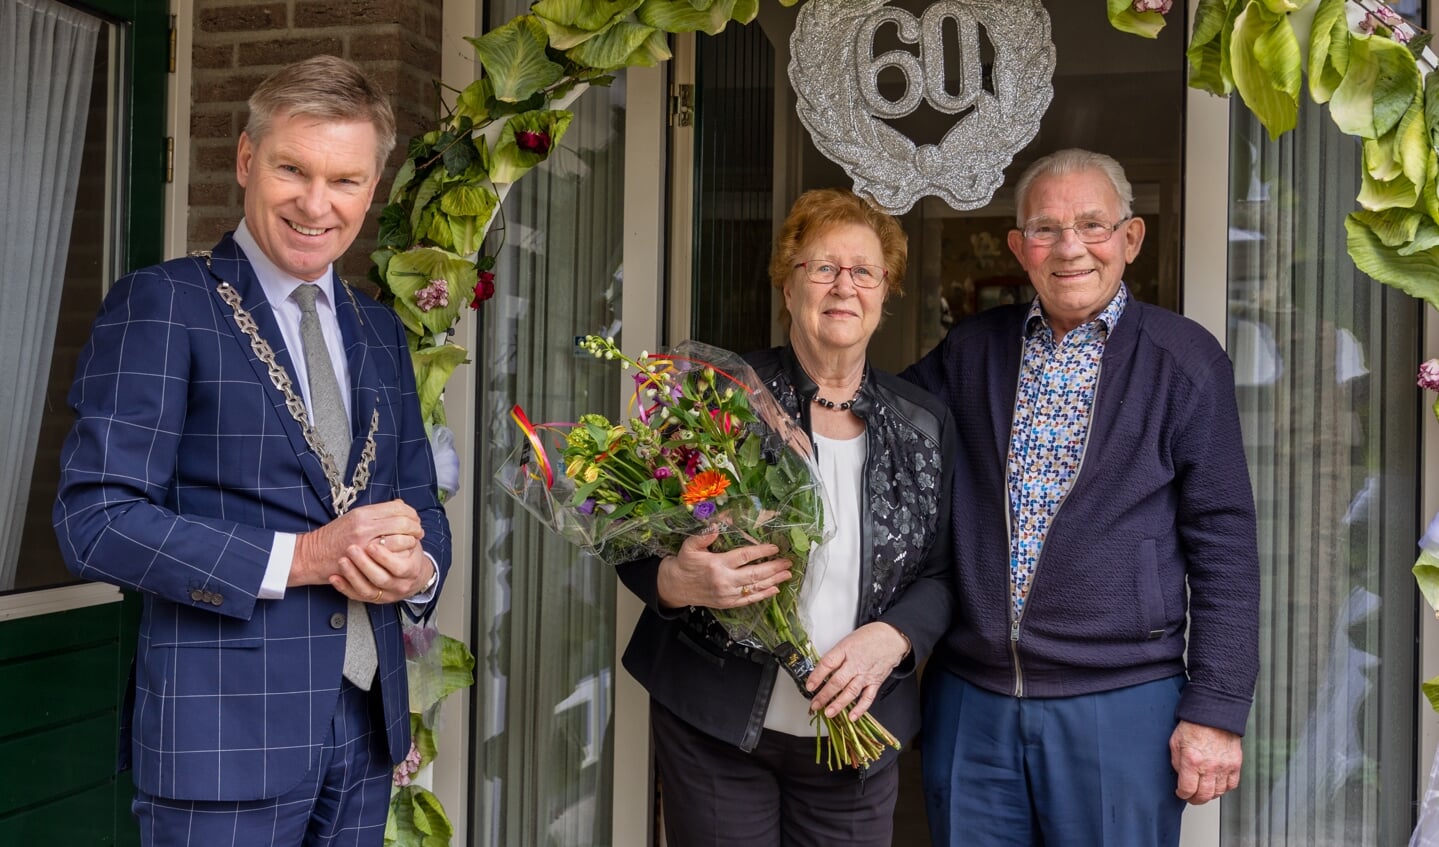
left=1224, top=96, right=1419, bottom=846
left=468, top=21, right=625, bottom=843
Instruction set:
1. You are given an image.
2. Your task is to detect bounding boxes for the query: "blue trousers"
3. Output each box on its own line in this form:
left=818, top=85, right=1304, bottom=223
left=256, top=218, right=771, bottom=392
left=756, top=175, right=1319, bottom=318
left=133, top=680, right=393, bottom=847
left=920, top=670, right=1186, bottom=847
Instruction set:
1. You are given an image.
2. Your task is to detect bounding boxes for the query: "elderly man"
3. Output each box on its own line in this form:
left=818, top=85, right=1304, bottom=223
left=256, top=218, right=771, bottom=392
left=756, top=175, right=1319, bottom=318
left=904, top=148, right=1259, bottom=846
left=54, top=56, right=450, bottom=846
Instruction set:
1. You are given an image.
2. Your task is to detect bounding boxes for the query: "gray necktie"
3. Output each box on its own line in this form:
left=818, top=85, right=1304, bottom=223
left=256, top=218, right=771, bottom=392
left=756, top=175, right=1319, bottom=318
left=291, top=283, right=377, bottom=690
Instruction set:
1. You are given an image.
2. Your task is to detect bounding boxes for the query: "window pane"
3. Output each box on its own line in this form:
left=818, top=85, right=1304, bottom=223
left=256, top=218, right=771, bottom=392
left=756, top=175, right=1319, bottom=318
left=1224, top=97, right=1420, bottom=844
left=5, top=6, right=120, bottom=595
left=469, top=51, right=625, bottom=847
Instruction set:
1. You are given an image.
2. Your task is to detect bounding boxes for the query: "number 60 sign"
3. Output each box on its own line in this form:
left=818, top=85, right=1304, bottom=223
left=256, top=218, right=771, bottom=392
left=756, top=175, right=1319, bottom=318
left=789, top=0, right=1055, bottom=214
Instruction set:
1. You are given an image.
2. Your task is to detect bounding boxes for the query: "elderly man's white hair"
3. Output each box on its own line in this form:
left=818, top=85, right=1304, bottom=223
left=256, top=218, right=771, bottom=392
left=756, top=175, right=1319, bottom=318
left=1012, top=149, right=1134, bottom=226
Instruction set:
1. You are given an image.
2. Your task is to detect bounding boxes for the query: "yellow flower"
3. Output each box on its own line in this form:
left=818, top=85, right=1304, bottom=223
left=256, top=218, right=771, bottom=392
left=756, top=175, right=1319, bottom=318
left=584, top=466, right=600, bottom=483
left=566, top=457, right=586, bottom=479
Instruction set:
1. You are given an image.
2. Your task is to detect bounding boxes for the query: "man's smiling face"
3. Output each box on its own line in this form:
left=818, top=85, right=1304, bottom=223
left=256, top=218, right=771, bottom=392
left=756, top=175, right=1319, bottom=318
left=236, top=110, right=381, bottom=281
left=1007, top=168, right=1145, bottom=337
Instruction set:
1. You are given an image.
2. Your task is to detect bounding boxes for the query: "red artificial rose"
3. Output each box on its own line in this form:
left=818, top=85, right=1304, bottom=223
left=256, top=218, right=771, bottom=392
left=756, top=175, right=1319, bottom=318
left=470, top=270, right=496, bottom=309
left=515, top=130, right=552, bottom=156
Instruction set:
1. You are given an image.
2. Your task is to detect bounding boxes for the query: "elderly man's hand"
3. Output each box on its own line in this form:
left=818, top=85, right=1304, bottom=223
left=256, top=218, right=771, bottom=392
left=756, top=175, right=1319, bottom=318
left=655, top=527, right=791, bottom=610
left=1171, top=720, right=1243, bottom=804
left=805, top=622, right=910, bottom=721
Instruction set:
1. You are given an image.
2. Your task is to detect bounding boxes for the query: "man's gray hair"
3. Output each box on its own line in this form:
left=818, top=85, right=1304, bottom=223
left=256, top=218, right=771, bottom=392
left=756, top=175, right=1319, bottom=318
left=245, top=55, right=397, bottom=169
left=1012, top=148, right=1134, bottom=225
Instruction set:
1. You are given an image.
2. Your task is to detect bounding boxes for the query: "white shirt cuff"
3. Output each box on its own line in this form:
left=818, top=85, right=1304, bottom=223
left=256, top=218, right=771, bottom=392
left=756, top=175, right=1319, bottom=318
left=405, top=553, right=441, bottom=609
left=260, top=532, right=297, bottom=599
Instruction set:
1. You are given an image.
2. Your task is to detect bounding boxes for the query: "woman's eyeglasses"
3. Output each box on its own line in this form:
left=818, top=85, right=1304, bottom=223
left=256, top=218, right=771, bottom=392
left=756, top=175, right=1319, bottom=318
left=793, top=261, right=887, bottom=288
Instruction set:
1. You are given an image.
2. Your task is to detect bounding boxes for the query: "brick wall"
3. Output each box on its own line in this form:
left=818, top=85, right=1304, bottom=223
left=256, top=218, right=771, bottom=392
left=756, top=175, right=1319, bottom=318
left=188, top=0, right=445, bottom=284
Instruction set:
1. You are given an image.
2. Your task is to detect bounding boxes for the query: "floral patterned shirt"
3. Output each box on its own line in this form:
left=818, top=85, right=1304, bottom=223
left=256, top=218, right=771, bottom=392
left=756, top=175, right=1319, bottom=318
left=1005, top=285, right=1128, bottom=620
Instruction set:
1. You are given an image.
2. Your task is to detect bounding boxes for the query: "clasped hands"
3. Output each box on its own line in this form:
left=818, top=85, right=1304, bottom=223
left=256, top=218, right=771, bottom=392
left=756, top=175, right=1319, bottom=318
left=655, top=528, right=909, bottom=722
left=291, top=499, right=432, bottom=603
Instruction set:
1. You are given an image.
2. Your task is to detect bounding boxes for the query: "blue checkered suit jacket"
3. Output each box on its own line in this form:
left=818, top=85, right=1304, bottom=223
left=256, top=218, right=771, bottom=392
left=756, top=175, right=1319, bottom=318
left=53, top=233, right=452, bottom=802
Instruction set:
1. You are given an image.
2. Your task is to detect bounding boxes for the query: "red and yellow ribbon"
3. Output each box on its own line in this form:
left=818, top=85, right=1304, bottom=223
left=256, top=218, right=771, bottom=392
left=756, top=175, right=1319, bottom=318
left=509, top=404, right=554, bottom=489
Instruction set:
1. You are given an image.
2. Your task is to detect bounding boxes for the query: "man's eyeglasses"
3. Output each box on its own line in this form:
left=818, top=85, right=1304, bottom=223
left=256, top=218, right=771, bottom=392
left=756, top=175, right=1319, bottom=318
left=1020, top=217, right=1131, bottom=247
left=793, top=261, right=888, bottom=288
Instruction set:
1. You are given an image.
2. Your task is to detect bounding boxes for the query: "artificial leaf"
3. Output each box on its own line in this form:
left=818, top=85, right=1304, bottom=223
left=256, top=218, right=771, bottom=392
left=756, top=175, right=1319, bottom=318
left=1357, top=146, right=1419, bottom=209
left=1258, top=0, right=1301, bottom=12
left=532, top=0, right=645, bottom=49
left=567, top=20, right=659, bottom=71
left=411, top=342, right=471, bottom=426
left=1106, top=0, right=1167, bottom=39
left=490, top=109, right=576, bottom=184
left=1350, top=207, right=1421, bottom=247
left=1345, top=213, right=1439, bottom=309
left=455, top=77, right=494, bottom=125
left=385, top=247, right=478, bottom=336
left=376, top=205, right=412, bottom=251
left=438, top=183, right=500, bottom=219
left=1415, top=548, right=1439, bottom=616
left=441, top=134, right=480, bottom=176
left=1307, top=0, right=1349, bottom=103
left=1399, top=216, right=1439, bottom=255
left=447, top=214, right=486, bottom=257
left=1424, top=675, right=1439, bottom=714
left=1426, top=70, right=1439, bottom=154
left=1188, top=0, right=1238, bottom=95
left=467, top=15, right=565, bottom=103
left=409, top=169, right=445, bottom=235
left=1229, top=1, right=1301, bottom=141
left=409, top=712, right=438, bottom=765
left=1393, top=92, right=1429, bottom=190
left=1331, top=34, right=1421, bottom=139
left=388, top=159, right=417, bottom=204
left=638, top=0, right=742, bottom=35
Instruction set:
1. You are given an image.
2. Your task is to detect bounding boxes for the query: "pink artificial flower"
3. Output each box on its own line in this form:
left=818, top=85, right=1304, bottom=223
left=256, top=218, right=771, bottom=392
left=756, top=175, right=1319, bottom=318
left=414, top=278, right=449, bottom=312
left=1418, top=358, right=1439, bottom=391
left=515, top=130, right=552, bottom=156
left=470, top=270, right=496, bottom=309
left=1131, top=0, right=1173, bottom=13
left=1372, top=4, right=1405, bottom=26
left=392, top=741, right=424, bottom=786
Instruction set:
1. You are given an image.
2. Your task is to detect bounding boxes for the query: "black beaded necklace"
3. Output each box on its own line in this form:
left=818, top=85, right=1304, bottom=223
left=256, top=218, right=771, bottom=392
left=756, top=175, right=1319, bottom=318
left=812, top=370, right=865, bottom=412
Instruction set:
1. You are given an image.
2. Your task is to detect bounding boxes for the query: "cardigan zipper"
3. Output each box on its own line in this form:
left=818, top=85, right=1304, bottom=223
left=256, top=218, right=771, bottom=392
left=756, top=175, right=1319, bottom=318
left=1007, top=342, right=1105, bottom=698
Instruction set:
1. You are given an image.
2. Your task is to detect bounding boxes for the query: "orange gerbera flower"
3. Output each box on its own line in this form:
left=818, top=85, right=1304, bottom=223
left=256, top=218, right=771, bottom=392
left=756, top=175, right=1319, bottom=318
left=682, top=469, right=730, bottom=505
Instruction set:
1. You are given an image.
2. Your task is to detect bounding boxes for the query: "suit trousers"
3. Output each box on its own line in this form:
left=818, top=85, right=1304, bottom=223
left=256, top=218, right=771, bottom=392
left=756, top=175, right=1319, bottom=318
left=132, top=679, right=393, bottom=847
left=920, top=669, right=1187, bottom=847
left=651, top=699, right=900, bottom=847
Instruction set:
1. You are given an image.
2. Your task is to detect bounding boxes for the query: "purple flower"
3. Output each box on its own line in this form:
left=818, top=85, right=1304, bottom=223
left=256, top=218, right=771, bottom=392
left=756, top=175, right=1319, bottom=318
left=414, top=278, right=450, bottom=312
left=1418, top=359, right=1439, bottom=391
left=403, top=624, right=437, bottom=659
left=653, top=467, right=673, bottom=480
left=577, top=498, right=596, bottom=515
left=692, top=501, right=716, bottom=520
left=1131, top=0, right=1172, bottom=12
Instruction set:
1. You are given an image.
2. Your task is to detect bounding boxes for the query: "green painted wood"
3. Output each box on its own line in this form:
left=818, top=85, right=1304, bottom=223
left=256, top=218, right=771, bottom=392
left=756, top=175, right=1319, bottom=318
left=0, top=602, right=119, bottom=662
left=0, top=781, right=121, bottom=845
left=0, top=712, right=116, bottom=810
left=0, top=643, right=120, bottom=736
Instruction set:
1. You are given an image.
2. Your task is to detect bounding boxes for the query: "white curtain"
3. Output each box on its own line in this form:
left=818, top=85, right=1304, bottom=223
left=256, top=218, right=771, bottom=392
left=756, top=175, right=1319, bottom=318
left=471, top=10, right=626, bottom=841
left=0, top=0, right=100, bottom=590
left=1224, top=95, right=1422, bottom=845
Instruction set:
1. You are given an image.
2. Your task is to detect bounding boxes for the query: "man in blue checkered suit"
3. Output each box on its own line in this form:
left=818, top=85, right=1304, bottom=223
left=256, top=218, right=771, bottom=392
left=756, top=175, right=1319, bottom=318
left=53, top=56, right=451, bottom=846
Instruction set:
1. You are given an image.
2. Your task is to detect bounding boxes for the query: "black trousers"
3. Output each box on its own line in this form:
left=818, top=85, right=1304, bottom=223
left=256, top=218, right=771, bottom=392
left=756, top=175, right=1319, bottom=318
left=651, top=700, right=900, bottom=847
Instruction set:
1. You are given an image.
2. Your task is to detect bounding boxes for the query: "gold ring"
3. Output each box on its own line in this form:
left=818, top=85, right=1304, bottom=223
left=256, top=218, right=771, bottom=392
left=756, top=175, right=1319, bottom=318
left=371, top=590, right=383, bottom=602
left=740, top=584, right=753, bottom=597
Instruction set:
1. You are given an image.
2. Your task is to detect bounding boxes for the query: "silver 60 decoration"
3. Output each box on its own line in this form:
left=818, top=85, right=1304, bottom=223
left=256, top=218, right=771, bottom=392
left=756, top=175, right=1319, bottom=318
left=789, top=0, right=1055, bottom=214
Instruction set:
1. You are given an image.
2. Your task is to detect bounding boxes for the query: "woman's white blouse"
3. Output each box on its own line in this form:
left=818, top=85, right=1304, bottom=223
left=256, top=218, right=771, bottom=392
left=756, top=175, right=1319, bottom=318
left=762, top=430, right=866, bottom=738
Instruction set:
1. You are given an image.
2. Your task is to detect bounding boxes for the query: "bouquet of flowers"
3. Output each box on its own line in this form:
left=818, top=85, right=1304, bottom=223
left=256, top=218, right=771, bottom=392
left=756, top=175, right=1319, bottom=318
left=497, top=336, right=899, bottom=768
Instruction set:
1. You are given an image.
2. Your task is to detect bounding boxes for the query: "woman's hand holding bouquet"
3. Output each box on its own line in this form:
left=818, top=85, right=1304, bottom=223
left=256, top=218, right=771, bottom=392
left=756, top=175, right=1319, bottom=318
left=497, top=336, right=900, bottom=768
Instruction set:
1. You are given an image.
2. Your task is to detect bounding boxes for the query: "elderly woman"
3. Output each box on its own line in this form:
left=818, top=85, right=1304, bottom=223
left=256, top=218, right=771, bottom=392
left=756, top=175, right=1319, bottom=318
left=617, top=189, right=956, bottom=846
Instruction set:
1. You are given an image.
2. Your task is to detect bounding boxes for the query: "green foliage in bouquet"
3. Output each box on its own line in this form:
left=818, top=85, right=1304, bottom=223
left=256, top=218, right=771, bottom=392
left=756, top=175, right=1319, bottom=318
left=508, top=336, right=899, bottom=769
